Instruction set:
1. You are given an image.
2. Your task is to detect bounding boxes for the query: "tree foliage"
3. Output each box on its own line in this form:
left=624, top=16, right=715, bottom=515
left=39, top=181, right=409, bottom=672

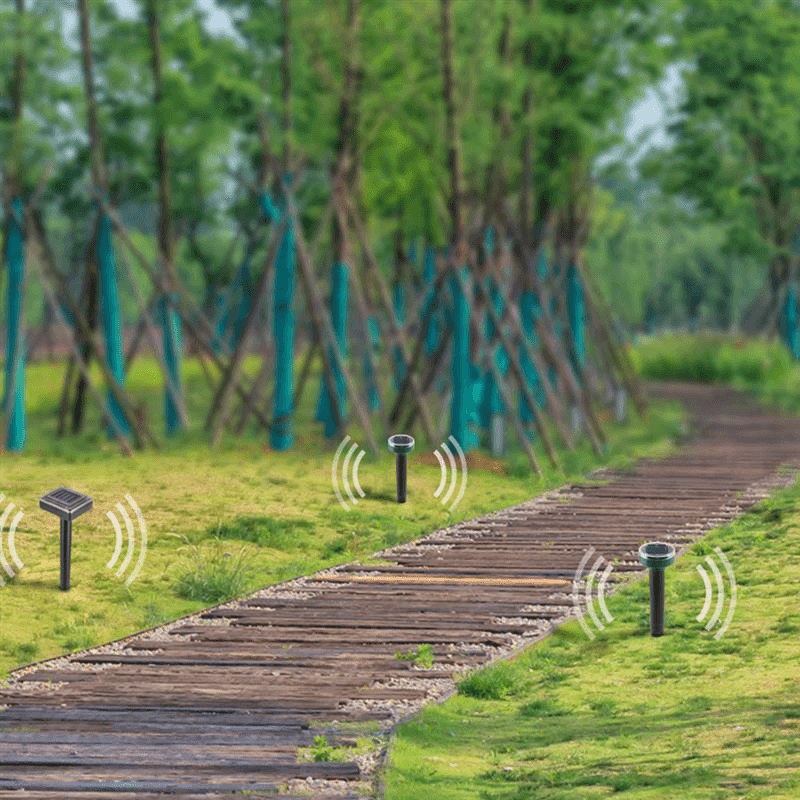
left=642, top=0, right=800, bottom=300
left=0, top=0, right=734, bottom=332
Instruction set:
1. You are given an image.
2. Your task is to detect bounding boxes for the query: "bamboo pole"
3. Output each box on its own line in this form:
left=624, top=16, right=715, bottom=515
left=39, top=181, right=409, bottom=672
left=232, top=196, right=333, bottom=435
left=500, top=212, right=606, bottom=451
left=29, top=256, right=135, bottom=456
left=100, top=200, right=275, bottom=435
left=451, top=270, right=541, bottom=475
left=331, top=191, right=389, bottom=435
left=574, top=255, right=647, bottom=416
left=389, top=262, right=453, bottom=426
left=471, top=275, right=560, bottom=468
left=28, top=206, right=152, bottom=447
left=56, top=355, right=76, bottom=438
left=207, top=218, right=285, bottom=446
left=287, top=198, right=379, bottom=456
left=340, top=188, right=437, bottom=443
left=114, top=231, right=189, bottom=428
left=403, top=326, right=451, bottom=433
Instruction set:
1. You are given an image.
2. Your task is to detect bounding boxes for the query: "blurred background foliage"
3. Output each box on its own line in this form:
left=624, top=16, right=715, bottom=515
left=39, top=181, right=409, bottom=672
left=0, top=0, right=798, bottom=336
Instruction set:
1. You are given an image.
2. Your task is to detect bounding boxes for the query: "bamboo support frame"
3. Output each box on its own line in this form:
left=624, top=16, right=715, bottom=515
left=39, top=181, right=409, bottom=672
left=340, top=187, right=437, bottom=443
left=206, top=218, right=285, bottom=446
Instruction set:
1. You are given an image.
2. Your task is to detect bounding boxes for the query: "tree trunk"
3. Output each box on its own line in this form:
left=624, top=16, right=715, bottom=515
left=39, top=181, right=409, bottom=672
left=333, top=0, right=360, bottom=264
left=440, top=0, right=464, bottom=252
left=519, top=0, right=535, bottom=243
left=147, top=0, right=184, bottom=436
left=77, top=0, right=106, bottom=192
left=147, top=0, right=175, bottom=285
left=489, top=12, right=511, bottom=218
left=280, top=0, right=292, bottom=175
left=71, top=262, right=99, bottom=434
left=6, top=0, right=25, bottom=201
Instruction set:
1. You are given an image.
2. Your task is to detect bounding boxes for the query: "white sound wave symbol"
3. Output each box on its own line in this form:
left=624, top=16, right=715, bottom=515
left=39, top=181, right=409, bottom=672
left=332, top=435, right=366, bottom=511
left=0, top=494, right=24, bottom=585
left=696, top=547, right=737, bottom=640
left=572, top=546, right=615, bottom=640
left=106, top=494, right=147, bottom=587
left=433, top=435, right=468, bottom=512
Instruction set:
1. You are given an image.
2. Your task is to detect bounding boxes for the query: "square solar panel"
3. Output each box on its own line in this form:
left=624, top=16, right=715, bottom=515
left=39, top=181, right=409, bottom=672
left=39, top=487, right=93, bottom=520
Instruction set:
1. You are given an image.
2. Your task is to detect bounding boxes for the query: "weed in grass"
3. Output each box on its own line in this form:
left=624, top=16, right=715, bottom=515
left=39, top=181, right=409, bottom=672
left=320, top=535, right=349, bottom=559
left=394, top=644, right=434, bottom=669
left=139, top=603, right=172, bottom=629
left=0, top=640, right=39, bottom=663
left=172, top=537, right=253, bottom=603
left=773, top=612, right=800, bottom=634
left=680, top=695, right=714, bottom=712
left=518, top=697, right=569, bottom=718
left=457, top=661, right=528, bottom=700
left=587, top=697, right=618, bottom=716
left=307, top=735, right=338, bottom=762
left=299, top=734, right=372, bottom=764
left=379, top=528, right=406, bottom=549
left=63, top=633, right=94, bottom=651
left=274, top=559, right=314, bottom=582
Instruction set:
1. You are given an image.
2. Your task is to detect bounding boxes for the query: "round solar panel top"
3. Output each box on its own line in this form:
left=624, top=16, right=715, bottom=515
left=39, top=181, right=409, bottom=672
left=388, top=434, right=415, bottom=454
left=638, top=541, right=676, bottom=569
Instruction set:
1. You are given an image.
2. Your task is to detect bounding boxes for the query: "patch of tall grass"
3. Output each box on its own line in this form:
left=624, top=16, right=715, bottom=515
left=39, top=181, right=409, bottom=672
left=630, top=332, right=794, bottom=384
left=172, top=537, right=253, bottom=603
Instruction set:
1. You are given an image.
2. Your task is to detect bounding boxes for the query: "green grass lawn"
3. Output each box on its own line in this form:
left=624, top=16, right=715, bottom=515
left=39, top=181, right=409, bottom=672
left=0, top=354, right=685, bottom=678
left=382, top=480, right=800, bottom=799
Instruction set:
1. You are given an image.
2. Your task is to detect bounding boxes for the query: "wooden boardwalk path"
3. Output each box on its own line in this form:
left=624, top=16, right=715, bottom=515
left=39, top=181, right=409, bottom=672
left=2, top=383, right=800, bottom=798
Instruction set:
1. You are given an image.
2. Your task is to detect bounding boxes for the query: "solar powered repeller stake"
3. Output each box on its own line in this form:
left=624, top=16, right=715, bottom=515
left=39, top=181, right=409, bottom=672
left=388, top=434, right=415, bottom=503
left=638, top=541, right=676, bottom=637
left=40, top=488, right=93, bottom=591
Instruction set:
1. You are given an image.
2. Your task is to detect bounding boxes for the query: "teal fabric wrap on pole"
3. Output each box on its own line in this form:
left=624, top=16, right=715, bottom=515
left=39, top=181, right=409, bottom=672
left=259, top=192, right=280, bottom=224
left=211, top=287, right=229, bottom=355
left=423, top=246, right=439, bottom=354
left=519, top=291, right=544, bottom=421
left=316, top=262, right=348, bottom=436
left=784, top=282, right=799, bottom=359
left=407, top=240, right=418, bottom=270
left=97, top=211, right=130, bottom=437
left=3, top=197, right=26, bottom=451
left=476, top=227, right=497, bottom=429
left=213, top=251, right=253, bottom=356
left=160, top=292, right=183, bottom=436
left=393, top=281, right=405, bottom=390
left=449, top=268, right=469, bottom=451
left=479, top=278, right=507, bottom=426
left=270, top=190, right=295, bottom=450
left=364, top=314, right=380, bottom=411
left=567, top=264, right=585, bottom=372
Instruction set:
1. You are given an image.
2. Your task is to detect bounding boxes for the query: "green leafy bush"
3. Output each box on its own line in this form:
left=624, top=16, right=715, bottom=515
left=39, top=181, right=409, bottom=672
left=630, top=333, right=794, bottom=385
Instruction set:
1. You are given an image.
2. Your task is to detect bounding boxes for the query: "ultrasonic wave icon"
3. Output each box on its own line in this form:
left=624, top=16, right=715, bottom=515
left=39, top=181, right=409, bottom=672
left=572, top=546, right=615, bottom=640
left=106, top=494, right=147, bottom=587
left=696, top=547, right=736, bottom=640
left=332, top=435, right=366, bottom=511
left=0, top=494, right=24, bottom=585
left=433, top=435, right=468, bottom=512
